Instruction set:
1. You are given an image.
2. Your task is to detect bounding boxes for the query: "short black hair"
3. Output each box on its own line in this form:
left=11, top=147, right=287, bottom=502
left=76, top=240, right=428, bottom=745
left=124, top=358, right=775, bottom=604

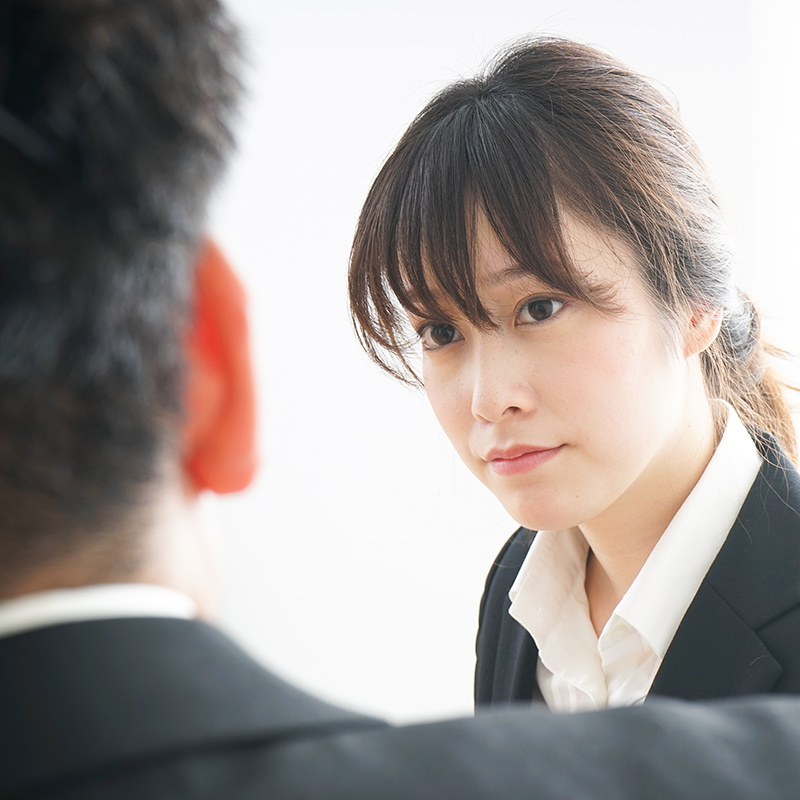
left=0, top=0, right=241, bottom=579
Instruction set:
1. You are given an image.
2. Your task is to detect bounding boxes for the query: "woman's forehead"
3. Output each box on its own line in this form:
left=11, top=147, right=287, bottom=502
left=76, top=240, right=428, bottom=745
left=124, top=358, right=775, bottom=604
left=557, top=213, right=640, bottom=283
left=396, top=204, right=642, bottom=322
left=468, top=211, right=639, bottom=293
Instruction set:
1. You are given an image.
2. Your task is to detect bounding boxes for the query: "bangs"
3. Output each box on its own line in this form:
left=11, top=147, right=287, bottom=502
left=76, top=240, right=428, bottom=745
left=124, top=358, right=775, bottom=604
left=349, top=86, right=615, bottom=383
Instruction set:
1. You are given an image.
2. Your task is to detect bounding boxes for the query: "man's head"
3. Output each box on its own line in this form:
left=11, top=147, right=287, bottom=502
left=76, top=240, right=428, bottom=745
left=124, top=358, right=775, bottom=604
left=0, top=0, right=253, bottom=597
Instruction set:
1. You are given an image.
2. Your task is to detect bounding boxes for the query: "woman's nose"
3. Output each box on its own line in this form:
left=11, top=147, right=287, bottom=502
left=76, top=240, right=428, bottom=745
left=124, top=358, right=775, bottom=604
left=469, top=340, right=537, bottom=423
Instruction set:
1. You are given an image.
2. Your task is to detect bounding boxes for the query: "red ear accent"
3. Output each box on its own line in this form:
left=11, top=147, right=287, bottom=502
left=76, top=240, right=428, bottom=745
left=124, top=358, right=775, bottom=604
left=183, top=238, right=258, bottom=494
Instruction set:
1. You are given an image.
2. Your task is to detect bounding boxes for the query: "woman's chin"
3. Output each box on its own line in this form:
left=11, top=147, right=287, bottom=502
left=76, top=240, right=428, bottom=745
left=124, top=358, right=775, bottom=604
left=503, top=500, right=583, bottom=534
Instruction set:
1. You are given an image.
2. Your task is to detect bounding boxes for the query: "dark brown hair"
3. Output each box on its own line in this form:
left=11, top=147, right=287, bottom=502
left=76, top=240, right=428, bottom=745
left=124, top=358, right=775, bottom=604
left=348, top=36, right=796, bottom=462
left=0, top=0, right=241, bottom=583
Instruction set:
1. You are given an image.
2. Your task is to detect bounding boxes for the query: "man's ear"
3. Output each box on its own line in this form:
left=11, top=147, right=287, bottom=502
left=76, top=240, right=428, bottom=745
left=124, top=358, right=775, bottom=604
left=684, top=304, right=723, bottom=358
left=182, top=238, right=258, bottom=494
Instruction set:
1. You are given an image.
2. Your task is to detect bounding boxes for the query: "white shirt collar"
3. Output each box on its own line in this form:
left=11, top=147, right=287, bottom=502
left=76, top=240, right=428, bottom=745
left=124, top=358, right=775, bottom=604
left=0, top=583, right=197, bottom=641
left=508, top=401, right=763, bottom=709
left=617, top=403, right=762, bottom=656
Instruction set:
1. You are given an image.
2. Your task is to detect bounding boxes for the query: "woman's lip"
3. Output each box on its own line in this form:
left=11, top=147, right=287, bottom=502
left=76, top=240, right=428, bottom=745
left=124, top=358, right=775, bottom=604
left=486, top=445, right=564, bottom=476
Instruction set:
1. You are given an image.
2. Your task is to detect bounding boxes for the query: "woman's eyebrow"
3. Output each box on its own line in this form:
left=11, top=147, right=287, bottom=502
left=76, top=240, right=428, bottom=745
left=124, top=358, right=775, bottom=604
left=483, top=265, right=548, bottom=290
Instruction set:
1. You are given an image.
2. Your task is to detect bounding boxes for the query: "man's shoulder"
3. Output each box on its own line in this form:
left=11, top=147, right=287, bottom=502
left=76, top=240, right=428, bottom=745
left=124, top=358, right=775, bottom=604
left=0, top=616, right=382, bottom=798
left=51, top=696, right=800, bottom=800
left=7, top=617, right=800, bottom=800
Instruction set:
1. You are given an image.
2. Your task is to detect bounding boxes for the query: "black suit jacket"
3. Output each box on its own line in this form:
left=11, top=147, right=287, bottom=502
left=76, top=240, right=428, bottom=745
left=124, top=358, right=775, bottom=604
left=4, top=616, right=800, bottom=798
left=475, top=434, right=800, bottom=707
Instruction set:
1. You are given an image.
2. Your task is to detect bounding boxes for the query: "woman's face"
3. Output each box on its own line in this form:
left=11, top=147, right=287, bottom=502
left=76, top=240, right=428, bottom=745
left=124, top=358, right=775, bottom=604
left=410, top=213, right=710, bottom=534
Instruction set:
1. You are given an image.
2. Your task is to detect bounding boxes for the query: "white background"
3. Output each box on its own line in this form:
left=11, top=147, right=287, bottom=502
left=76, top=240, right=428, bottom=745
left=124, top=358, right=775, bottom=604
left=208, top=0, right=800, bottom=722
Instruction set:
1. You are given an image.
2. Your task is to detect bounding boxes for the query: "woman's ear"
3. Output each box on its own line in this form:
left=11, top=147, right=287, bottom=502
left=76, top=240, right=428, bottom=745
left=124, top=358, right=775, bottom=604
left=684, top=304, right=723, bottom=357
left=182, top=238, right=258, bottom=494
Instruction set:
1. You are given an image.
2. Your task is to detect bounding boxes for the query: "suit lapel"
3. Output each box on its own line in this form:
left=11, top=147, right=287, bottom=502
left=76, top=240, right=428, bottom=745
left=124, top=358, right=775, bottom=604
left=648, top=581, right=781, bottom=699
left=490, top=624, right=544, bottom=705
left=0, top=617, right=380, bottom=796
left=650, top=434, right=800, bottom=701
left=475, top=527, right=547, bottom=706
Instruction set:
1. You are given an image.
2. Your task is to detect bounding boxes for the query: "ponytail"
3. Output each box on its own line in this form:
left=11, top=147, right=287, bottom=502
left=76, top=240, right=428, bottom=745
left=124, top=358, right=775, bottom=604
left=701, top=290, right=797, bottom=464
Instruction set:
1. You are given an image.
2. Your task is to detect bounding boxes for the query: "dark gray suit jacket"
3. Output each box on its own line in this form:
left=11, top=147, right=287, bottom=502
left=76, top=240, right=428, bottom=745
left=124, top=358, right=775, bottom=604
left=3, top=616, right=800, bottom=798
left=475, top=434, right=800, bottom=707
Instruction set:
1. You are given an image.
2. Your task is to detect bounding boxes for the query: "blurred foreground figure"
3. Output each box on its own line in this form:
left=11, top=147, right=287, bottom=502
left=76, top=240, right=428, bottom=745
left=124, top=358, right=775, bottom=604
left=0, top=2, right=799, bottom=798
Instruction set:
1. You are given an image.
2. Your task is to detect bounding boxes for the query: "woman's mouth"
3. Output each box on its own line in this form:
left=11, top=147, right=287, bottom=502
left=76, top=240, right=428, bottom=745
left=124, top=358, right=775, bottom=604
left=485, top=445, right=564, bottom=476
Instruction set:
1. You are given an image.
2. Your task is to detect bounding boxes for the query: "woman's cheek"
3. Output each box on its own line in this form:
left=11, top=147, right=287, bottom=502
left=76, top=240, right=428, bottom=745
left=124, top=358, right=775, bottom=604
left=425, top=377, right=468, bottom=443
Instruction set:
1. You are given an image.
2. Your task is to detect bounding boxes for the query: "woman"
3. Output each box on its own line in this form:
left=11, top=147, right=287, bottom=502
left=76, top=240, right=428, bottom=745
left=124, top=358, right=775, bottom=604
left=348, top=37, right=800, bottom=711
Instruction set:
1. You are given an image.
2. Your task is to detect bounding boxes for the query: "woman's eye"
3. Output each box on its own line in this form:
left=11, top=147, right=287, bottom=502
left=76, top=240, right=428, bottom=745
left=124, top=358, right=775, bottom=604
left=418, top=323, right=463, bottom=350
left=518, top=297, right=565, bottom=324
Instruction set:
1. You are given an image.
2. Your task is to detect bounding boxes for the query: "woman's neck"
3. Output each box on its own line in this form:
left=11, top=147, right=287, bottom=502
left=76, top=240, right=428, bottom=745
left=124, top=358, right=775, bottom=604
left=581, top=398, right=719, bottom=636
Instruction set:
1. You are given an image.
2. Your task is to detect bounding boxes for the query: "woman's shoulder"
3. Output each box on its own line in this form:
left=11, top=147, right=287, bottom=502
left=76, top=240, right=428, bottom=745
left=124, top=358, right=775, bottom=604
left=745, top=428, right=800, bottom=526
